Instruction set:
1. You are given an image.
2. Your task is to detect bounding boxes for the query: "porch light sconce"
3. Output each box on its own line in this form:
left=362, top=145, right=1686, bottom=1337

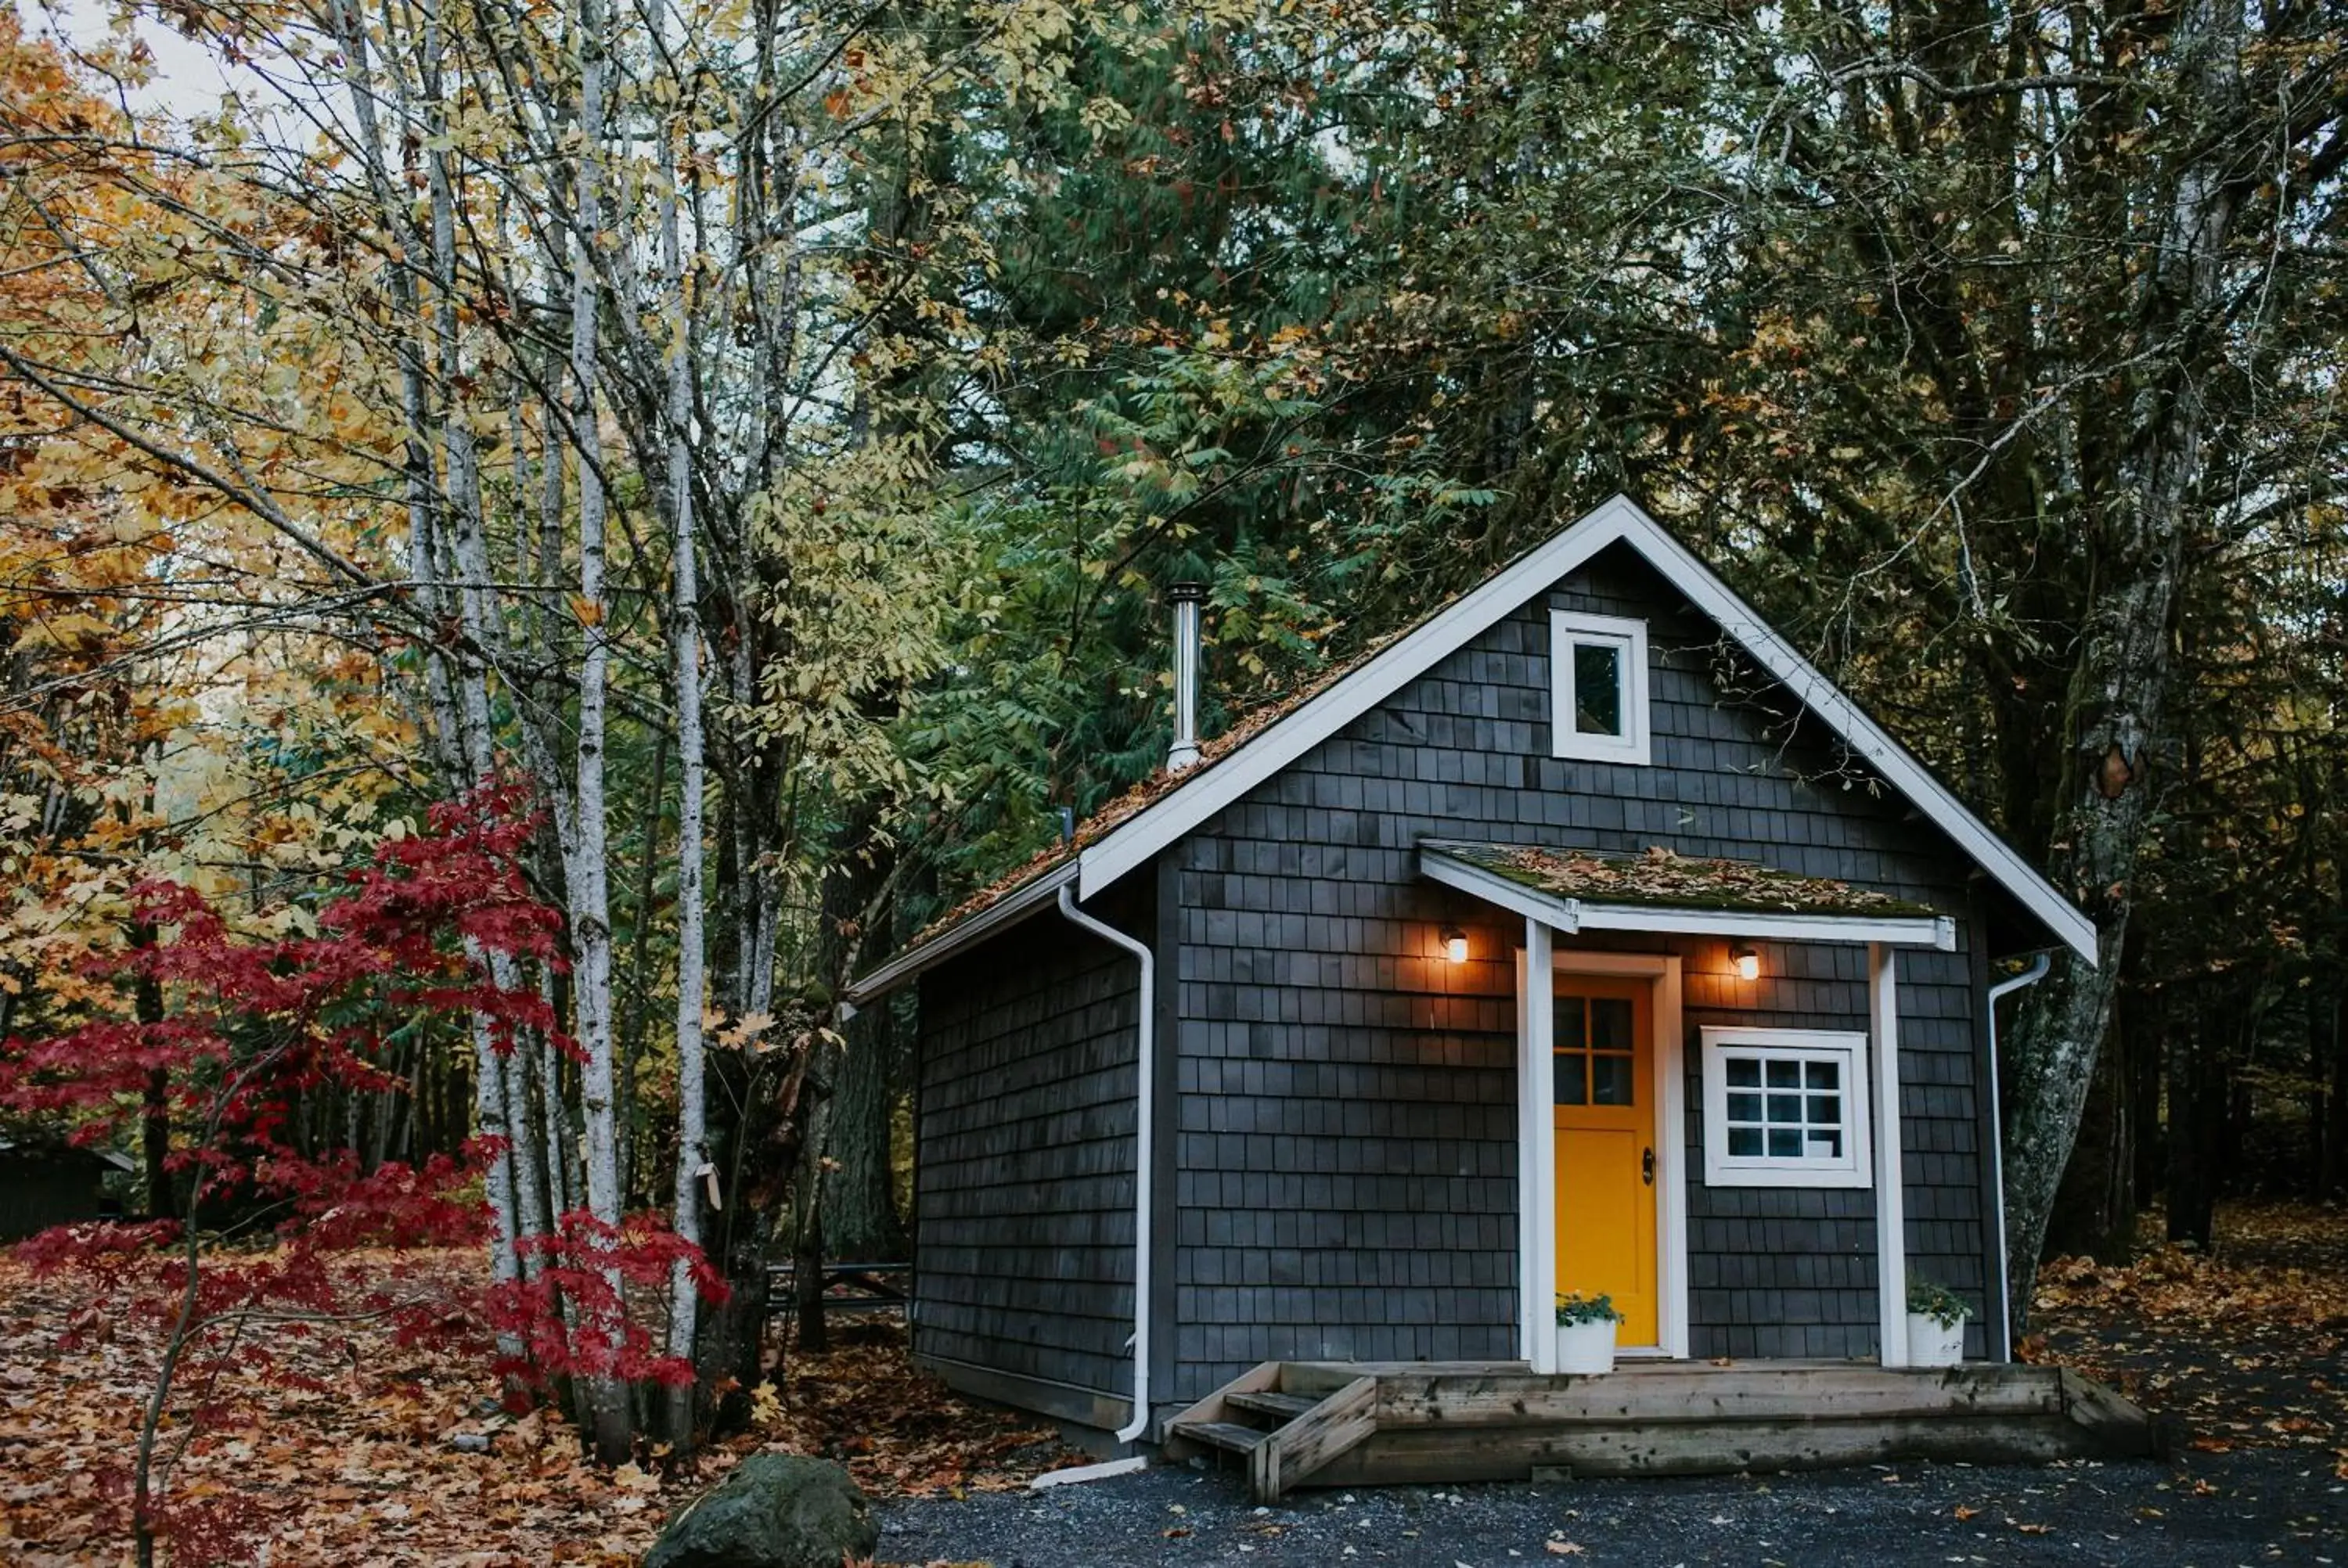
left=1442, top=926, right=1470, bottom=964
left=1730, top=944, right=1761, bottom=982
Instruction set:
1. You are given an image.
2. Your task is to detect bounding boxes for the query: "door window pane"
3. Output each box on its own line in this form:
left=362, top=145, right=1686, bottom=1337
left=1591, top=1054, right=1636, bottom=1106
left=1554, top=1052, right=1587, bottom=1105
left=1554, top=999, right=1586, bottom=1052
left=1572, top=642, right=1623, bottom=735
left=1590, top=997, right=1633, bottom=1051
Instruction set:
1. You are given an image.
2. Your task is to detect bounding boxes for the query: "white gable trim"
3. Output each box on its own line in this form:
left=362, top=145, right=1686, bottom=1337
left=1079, top=496, right=1653, bottom=897
left=1076, top=494, right=2095, bottom=963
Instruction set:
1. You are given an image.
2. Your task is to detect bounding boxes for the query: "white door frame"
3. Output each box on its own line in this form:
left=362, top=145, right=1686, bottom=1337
left=1516, top=926, right=1689, bottom=1368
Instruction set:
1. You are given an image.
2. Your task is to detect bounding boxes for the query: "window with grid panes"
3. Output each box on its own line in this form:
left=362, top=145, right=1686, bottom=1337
left=1698, top=1028, right=1871, bottom=1188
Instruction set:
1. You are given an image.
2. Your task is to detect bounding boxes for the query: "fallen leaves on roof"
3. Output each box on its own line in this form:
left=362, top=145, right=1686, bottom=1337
left=1432, top=841, right=1937, bottom=917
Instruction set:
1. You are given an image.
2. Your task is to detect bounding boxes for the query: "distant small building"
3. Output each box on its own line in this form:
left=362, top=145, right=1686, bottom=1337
left=0, top=1137, right=135, bottom=1239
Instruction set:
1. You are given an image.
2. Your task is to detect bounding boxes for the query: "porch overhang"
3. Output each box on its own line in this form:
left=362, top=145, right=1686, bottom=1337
left=1417, top=840, right=1957, bottom=951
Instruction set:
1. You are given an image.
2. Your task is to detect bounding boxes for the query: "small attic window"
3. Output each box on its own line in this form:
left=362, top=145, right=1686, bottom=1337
left=1549, top=609, right=1650, bottom=764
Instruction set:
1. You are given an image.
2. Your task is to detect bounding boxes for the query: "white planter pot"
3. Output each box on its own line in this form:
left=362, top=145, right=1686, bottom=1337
left=1907, top=1311, right=1966, bottom=1367
left=1554, top=1318, right=1617, bottom=1376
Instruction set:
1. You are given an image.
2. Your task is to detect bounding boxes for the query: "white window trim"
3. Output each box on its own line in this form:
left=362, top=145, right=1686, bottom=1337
left=1699, top=1027, right=1872, bottom=1189
left=1549, top=609, right=1651, bottom=764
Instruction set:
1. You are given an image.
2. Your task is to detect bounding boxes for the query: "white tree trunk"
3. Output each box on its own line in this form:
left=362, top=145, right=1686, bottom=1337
left=564, top=0, right=630, bottom=1463
left=659, top=100, right=711, bottom=1447
left=326, top=0, right=530, bottom=1314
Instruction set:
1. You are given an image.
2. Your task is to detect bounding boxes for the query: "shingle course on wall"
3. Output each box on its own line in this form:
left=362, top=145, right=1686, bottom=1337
left=917, top=910, right=1142, bottom=1397
left=1165, top=541, right=1990, bottom=1398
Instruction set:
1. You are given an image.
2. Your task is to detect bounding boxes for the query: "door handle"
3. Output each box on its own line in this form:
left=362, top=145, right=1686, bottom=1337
left=1642, top=1146, right=1655, bottom=1186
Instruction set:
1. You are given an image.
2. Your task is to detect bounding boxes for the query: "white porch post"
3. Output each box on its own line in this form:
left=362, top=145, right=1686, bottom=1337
left=1869, top=942, right=1910, bottom=1367
left=1521, top=918, right=1558, bottom=1372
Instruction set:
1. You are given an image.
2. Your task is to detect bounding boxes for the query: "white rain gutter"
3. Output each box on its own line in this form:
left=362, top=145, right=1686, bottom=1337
left=1056, top=884, right=1154, bottom=1445
left=1985, top=951, right=2053, bottom=1361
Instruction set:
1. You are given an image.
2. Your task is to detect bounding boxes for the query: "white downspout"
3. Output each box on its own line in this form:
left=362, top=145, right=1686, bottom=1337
left=1986, top=951, right=2052, bottom=1362
left=1057, top=884, right=1155, bottom=1445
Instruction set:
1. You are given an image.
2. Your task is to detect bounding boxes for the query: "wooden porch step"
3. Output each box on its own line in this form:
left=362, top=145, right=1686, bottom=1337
left=1174, top=1420, right=1271, bottom=1456
left=1161, top=1360, right=2155, bottom=1504
left=1162, top=1365, right=1383, bottom=1505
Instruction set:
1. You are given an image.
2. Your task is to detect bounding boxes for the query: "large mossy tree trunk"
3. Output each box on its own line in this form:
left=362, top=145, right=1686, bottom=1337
left=1997, top=0, right=2250, bottom=1328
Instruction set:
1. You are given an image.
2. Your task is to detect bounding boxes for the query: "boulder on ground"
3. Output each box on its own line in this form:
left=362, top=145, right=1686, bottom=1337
left=643, top=1453, right=877, bottom=1568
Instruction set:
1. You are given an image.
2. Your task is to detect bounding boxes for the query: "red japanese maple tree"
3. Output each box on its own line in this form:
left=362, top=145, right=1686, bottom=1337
left=0, top=783, right=718, bottom=1566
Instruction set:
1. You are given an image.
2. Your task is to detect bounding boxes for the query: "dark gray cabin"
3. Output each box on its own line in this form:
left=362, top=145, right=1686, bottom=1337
left=0, top=1138, right=133, bottom=1239
left=848, top=495, right=2098, bottom=1449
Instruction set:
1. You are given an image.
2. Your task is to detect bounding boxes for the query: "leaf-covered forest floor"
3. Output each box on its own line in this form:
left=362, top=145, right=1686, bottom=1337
left=2, top=1203, right=2342, bottom=1566
left=2027, top=1201, right=2348, bottom=1462
left=0, top=1250, right=1079, bottom=1566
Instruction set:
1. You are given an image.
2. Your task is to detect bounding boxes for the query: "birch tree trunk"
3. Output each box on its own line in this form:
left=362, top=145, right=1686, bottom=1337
left=564, top=0, right=632, bottom=1461
left=658, top=92, right=713, bottom=1451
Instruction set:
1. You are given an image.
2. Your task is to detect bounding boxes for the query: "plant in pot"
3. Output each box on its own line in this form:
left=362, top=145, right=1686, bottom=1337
left=1554, top=1292, right=1622, bottom=1375
left=1905, top=1277, right=1971, bottom=1366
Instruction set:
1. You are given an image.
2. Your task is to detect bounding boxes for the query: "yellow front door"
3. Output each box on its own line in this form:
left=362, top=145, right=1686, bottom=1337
left=1554, top=976, right=1658, bottom=1347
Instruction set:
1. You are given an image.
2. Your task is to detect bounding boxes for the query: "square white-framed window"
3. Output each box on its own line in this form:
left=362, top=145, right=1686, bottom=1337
left=1549, top=609, right=1650, bottom=764
left=1700, top=1027, right=1872, bottom=1189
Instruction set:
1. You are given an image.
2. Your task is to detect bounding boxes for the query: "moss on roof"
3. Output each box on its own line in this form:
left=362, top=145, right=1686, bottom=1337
left=1426, top=841, right=1938, bottom=919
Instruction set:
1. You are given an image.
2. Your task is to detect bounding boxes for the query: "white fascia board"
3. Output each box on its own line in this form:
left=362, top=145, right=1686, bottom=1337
left=1068, top=492, right=2094, bottom=965
left=843, top=859, right=1079, bottom=1003
left=1418, top=848, right=1584, bottom=931
left=1611, top=514, right=2098, bottom=965
left=1078, top=495, right=1650, bottom=899
left=1572, top=901, right=1956, bottom=951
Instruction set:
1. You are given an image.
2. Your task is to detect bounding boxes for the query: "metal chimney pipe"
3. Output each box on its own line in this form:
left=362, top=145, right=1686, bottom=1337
left=1166, top=582, right=1206, bottom=774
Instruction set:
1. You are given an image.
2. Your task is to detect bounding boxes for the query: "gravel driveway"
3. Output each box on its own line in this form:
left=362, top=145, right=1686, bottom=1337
left=880, top=1451, right=2346, bottom=1566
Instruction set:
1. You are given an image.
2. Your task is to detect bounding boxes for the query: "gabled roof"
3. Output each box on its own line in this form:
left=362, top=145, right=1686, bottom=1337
left=847, top=494, right=2095, bottom=1002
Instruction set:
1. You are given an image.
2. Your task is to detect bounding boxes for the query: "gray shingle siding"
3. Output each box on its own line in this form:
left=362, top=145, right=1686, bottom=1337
left=914, top=907, right=1143, bottom=1397
left=1164, top=542, right=1991, bottom=1401
left=906, top=540, right=2011, bottom=1425
left=1672, top=934, right=1987, bottom=1361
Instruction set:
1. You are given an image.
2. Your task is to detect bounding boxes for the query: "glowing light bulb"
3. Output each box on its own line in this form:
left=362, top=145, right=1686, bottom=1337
left=1442, top=926, right=1470, bottom=964
left=1731, top=946, right=1761, bottom=982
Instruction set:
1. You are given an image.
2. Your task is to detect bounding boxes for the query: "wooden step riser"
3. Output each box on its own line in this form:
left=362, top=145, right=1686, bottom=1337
left=1175, top=1420, right=1271, bottom=1457
left=1370, top=1368, right=2066, bottom=1427
left=1304, top=1413, right=2105, bottom=1488
left=1227, top=1390, right=1317, bottom=1421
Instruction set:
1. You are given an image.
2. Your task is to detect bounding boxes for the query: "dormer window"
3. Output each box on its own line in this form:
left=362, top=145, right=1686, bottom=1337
left=1550, top=609, right=1651, bottom=764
